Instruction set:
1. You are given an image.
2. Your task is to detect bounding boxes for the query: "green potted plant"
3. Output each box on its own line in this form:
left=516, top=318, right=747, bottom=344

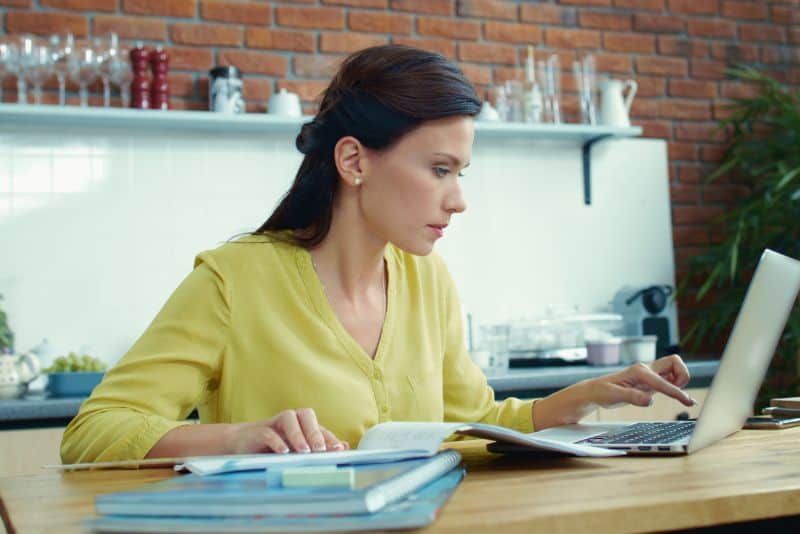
left=681, top=66, right=800, bottom=407
left=0, top=294, right=14, bottom=354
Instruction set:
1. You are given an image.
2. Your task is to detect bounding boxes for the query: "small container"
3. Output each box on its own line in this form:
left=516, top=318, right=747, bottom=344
left=621, top=335, right=657, bottom=364
left=267, top=88, right=301, bottom=117
left=586, top=338, right=621, bottom=366
left=209, top=66, right=244, bottom=114
left=149, top=46, right=170, bottom=110
left=46, top=371, right=104, bottom=397
left=130, top=45, right=151, bottom=110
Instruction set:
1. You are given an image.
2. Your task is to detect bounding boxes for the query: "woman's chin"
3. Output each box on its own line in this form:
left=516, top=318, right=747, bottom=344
left=390, top=238, right=435, bottom=257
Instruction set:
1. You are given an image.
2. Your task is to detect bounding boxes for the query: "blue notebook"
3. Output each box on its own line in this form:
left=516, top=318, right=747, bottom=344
left=93, top=450, right=461, bottom=518
left=87, top=467, right=465, bottom=533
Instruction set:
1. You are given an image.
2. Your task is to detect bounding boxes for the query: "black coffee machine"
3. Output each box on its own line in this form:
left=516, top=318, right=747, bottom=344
left=613, top=285, right=680, bottom=357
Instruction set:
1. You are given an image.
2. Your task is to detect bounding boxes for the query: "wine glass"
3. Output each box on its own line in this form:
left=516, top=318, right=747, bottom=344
left=94, top=33, right=118, bottom=107
left=19, top=36, right=52, bottom=105
left=50, top=33, right=74, bottom=106
left=8, top=36, right=32, bottom=104
left=0, top=39, right=19, bottom=104
left=68, top=42, right=98, bottom=107
left=109, top=51, right=133, bottom=108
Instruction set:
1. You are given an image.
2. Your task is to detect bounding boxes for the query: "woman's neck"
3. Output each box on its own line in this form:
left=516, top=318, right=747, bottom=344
left=309, top=196, right=386, bottom=301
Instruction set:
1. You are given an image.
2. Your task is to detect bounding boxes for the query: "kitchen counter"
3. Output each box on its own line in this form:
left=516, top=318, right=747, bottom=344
left=0, top=360, right=719, bottom=430
left=0, top=395, right=86, bottom=429
left=490, top=359, right=719, bottom=399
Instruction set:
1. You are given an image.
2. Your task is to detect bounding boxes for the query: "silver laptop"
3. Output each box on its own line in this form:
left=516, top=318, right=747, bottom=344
left=525, top=249, right=800, bottom=455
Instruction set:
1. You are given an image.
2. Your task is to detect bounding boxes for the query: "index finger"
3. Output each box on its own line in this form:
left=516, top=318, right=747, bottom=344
left=629, top=364, right=695, bottom=406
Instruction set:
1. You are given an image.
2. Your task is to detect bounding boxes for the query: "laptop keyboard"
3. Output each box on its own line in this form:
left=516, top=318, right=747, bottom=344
left=579, top=421, right=696, bottom=445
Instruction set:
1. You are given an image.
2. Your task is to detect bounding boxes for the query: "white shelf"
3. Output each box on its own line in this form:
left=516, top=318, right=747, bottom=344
left=474, top=121, right=641, bottom=142
left=0, top=104, right=641, bottom=205
left=0, top=103, right=642, bottom=141
left=0, top=104, right=310, bottom=134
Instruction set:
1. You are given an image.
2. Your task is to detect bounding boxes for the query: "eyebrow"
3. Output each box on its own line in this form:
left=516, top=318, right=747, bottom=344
left=433, top=152, right=470, bottom=168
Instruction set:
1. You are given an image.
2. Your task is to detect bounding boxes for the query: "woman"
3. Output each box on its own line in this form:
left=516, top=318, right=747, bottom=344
left=61, top=45, right=695, bottom=463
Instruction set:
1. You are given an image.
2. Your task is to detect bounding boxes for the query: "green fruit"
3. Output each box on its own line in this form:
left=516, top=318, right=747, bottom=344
left=45, top=353, right=106, bottom=373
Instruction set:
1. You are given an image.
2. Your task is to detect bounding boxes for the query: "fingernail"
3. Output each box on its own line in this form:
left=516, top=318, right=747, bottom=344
left=332, top=443, right=344, bottom=451
left=279, top=447, right=290, bottom=454
left=313, top=444, right=327, bottom=452
left=689, top=397, right=698, bottom=406
left=300, top=445, right=311, bottom=453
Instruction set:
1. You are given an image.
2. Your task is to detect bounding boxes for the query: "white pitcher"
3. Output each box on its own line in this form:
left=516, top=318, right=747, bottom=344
left=599, top=78, right=637, bottom=127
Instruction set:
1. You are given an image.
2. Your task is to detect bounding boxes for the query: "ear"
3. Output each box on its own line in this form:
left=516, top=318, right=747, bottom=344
left=333, top=136, right=365, bottom=187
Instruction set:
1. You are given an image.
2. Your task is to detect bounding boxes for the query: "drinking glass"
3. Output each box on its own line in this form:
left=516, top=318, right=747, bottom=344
left=573, top=54, right=597, bottom=125
left=478, top=324, right=511, bottom=374
left=10, top=36, right=34, bottom=104
left=0, top=39, right=19, bottom=104
left=50, top=33, right=74, bottom=106
left=538, top=55, right=562, bottom=124
left=109, top=52, right=133, bottom=108
left=503, top=80, right=524, bottom=122
left=94, top=33, right=118, bottom=107
left=19, top=36, right=52, bottom=105
left=68, top=42, right=98, bottom=107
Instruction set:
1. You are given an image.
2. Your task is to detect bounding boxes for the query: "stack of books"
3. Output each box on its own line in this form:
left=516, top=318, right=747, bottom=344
left=87, top=451, right=464, bottom=533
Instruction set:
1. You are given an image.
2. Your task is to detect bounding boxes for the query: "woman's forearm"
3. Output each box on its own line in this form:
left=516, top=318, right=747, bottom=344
left=532, top=380, right=597, bottom=431
left=145, top=422, right=242, bottom=458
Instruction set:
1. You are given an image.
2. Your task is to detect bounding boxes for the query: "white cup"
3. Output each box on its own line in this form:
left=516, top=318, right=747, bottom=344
left=620, top=335, right=657, bottom=364
left=586, top=338, right=622, bottom=366
left=268, top=88, right=302, bottom=117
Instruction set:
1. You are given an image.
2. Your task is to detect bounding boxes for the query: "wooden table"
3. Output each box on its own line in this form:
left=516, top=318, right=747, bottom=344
left=2, top=428, right=799, bottom=533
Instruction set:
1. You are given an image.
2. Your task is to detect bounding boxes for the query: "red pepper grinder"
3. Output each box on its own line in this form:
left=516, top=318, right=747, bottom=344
left=129, top=44, right=150, bottom=110
left=149, top=46, right=170, bottom=110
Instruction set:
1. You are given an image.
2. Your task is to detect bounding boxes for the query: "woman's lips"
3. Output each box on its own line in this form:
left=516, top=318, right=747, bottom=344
left=427, top=224, right=447, bottom=238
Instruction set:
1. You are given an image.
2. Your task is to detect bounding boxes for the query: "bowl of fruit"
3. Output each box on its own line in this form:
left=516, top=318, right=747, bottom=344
left=44, top=353, right=107, bottom=397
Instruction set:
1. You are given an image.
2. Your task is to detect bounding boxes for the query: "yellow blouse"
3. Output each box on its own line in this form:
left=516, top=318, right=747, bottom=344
left=61, top=236, right=534, bottom=463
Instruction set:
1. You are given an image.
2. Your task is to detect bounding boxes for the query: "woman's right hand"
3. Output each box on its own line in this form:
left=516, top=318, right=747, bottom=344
left=225, top=408, right=349, bottom=454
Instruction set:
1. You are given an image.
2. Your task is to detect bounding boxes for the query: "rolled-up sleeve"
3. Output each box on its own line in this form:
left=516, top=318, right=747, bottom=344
left=60, top=256, right=229, bottom=463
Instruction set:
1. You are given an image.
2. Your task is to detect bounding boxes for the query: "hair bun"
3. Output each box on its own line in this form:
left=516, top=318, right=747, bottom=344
left=296, top=121, right=320, bottom=154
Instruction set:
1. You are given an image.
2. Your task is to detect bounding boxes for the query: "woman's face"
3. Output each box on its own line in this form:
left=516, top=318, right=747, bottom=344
left=359, top=115, right=473, bottom=256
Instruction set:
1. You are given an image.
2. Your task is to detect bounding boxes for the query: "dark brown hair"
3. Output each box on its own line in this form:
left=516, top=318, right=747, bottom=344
left=253, top=44, right=481, bottom=248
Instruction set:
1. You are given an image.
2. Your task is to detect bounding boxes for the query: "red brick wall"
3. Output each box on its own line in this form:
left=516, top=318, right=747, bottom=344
left=2, top=0, right=799, bottom=340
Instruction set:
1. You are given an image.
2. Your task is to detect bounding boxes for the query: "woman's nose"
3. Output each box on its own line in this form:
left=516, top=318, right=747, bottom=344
left=444, top=181, right=467, bottom=214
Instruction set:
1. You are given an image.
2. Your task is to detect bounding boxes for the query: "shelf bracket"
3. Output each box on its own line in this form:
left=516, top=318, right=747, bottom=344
left=581, top=134, right=613, bottom=206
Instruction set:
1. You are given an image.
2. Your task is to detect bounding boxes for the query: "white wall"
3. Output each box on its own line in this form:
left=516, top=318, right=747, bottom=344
left=0, top=123, right=676, bottom=365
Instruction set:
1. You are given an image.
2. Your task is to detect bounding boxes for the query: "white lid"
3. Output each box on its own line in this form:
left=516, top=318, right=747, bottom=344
left=621, top=335, right=657, bottom=343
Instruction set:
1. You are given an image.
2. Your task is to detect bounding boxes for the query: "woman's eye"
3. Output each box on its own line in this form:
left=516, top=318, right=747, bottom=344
left=433, top=167, right=450, bottom=178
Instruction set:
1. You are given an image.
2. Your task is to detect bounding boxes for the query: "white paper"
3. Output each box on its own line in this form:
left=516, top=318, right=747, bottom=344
left=358, top=422, right=467, bottom=454
left=360, top=422, right=624, bottom=458
left=458, top=423, right=626, bottom=457
left=177, top=448, right=431, bottom=476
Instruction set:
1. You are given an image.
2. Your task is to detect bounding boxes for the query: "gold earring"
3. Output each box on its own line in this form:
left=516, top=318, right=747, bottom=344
left=353, top=176, right=362, bottom=186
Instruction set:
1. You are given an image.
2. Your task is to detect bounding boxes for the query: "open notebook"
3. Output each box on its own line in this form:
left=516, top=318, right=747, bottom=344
left=50, top=420, right=623, bottom=474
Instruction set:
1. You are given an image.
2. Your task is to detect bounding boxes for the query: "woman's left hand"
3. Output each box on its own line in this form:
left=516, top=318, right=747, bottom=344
left=532, top=354, right=696, bottom=430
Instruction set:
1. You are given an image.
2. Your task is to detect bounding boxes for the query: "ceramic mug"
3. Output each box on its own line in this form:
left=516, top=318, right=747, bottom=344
left=268, top=88, right=302, bottom=117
